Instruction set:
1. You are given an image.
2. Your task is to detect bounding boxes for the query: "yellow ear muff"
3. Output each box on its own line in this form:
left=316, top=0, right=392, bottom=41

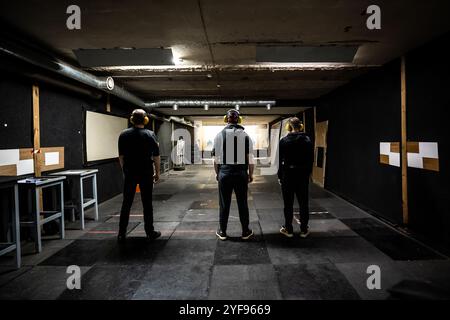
left=224, top=112, right=242, bottom=124
left=130, top=115, right=149, bottom=125
left=285, top=119, right=304, bottom=132
left=285, top=121, right=292, bottom=132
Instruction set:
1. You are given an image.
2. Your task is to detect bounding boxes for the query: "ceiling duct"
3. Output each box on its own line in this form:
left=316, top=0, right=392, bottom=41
left=0, top=35, right=146, bottom=107
left=146, top=100, right=276, bottom=108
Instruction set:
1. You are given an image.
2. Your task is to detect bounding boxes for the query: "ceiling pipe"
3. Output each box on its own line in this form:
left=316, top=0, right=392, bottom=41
left=25, top=73, right=103, bottom=100
left=0, top=36, right=146, bottom=107
left=145, top=100, right=276, bottom=108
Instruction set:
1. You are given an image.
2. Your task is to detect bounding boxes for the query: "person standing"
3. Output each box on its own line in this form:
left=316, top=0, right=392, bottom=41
left=213, top=109, right=254, bottom=241
left=117, top=109, right=161, bottom=243
left=278, top=117, right=314, bottom=238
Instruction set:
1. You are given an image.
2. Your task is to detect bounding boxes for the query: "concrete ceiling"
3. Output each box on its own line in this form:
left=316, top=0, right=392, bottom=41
left=1, top=0, right=450, bottom=116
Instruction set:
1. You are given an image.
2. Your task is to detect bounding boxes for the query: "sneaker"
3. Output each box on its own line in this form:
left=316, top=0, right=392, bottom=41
left=146, top=230, right=161, bottom=241
left=117, top=234, right=126, bottom=243
left=216, top=229, right=227, bottom=241
left=300, top=229, right=310, bottom=238
left=280, top=226, right=294, bottom=238
left=242, top=229, right=254, bottom=240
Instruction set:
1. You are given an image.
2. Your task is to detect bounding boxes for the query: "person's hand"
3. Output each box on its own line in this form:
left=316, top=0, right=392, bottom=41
left=153, top=173, right=160, bottom=183
left=278, top=179, right=282, bottom=185
left=215, top=174, right=219, bottom=182
left=248, top=175, right=254, bottom=183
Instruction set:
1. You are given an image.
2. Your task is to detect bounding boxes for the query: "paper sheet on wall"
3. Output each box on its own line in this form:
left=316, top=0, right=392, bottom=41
left=45, top=152, right=60, bottom=166
left=0, top=149, right=20, bottom=166
left=17, top=159, right=34, bottom=175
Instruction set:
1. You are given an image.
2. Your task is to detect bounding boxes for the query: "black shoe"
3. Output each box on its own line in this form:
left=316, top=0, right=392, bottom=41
left=117, top=234, right=126, bottom=243
left=146, top=230, right=161, bottom=241
left=242, top=229, right=254, bottom=240
left=216, top=229, right=227, bottom=241
left=300, top=229, right=310, bottom=238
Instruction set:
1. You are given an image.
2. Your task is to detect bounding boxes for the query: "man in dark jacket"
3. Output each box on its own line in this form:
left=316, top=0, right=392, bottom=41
left=118, top=109, right=161, bottom=243
left=278, top=117, right=314, bottom=238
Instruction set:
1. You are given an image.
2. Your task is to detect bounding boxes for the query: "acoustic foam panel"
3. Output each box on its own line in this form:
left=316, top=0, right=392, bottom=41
left=256, top=46, right=358, bottom=63
left=74, top=48, right=174, bottom=67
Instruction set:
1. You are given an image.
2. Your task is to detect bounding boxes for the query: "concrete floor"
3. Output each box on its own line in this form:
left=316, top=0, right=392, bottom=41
left=1, top=165, right=449, bottom=300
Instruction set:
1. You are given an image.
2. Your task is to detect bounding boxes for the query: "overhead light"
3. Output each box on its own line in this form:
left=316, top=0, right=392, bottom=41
left=173, top=104, right=178, bottom=110
left=172, top=57, right=184, bottom=64
left=266, top=104, right=271, bottom=110
left=235, top=104, right=240, bottom=111
left=204, top=104, right=209, bottom=111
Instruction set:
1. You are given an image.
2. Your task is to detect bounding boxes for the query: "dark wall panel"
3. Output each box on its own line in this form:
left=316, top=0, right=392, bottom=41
left=39, top=87, right=130, bottom=203
left=405, top=33, right=450, bottom=248
left=316, top=60, right=402, bottom=224
left=0, top=79, right=33, bottom=148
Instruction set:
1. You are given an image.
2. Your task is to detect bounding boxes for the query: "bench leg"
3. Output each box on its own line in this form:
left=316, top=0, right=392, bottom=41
left=60, top=182, right=65, bottom=239
left=34, top=189, right=42, bottom=253
left=13, top=185, right=21, bottom=269
left=79, top=179, right=85, bottom=230
left=93, top=175, right=99, bottom=221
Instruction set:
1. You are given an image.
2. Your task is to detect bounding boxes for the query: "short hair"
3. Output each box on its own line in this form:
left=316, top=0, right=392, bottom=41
left=131, top=109, right=147, bottom=125
left=226, top=109, right=240, bottom=124
left=289, top=117, right=302, bottom=130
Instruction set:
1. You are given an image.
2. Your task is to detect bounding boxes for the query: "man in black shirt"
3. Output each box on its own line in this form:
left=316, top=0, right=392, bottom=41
left=118, top=109, right=161, bottom=242
left=213, top=109, right=254, bottom=241
left=278, top=117, right=314, bottom=238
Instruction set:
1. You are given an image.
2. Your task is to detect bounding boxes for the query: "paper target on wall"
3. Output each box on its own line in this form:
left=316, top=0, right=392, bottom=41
left=379, top=142, right=439, bottom=172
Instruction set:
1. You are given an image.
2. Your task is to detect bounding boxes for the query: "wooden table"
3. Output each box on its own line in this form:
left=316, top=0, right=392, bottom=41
left=50, top=169, right=99, bottom=230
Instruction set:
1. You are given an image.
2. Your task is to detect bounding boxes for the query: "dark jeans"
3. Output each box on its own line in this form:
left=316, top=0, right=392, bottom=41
left=280, top=170, right=310, bottom=232
left=218, top=170, right=250, bottom=233
left=119, top=173, right=154, bottom=236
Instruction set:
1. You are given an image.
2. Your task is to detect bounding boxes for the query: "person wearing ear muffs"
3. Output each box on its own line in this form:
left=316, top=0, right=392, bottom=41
left=212, top=109, right=254, bottom=241
left=117, top=109, right=161, bottom=243
left=278, top=117, right=314, bottom=238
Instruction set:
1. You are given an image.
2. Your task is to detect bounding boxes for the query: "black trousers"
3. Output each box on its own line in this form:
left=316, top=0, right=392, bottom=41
left=280, top=169, right=310, bottom=232
left=218, top=170, right=250, bottom=232
left=119, top=173, right=154, bottom=236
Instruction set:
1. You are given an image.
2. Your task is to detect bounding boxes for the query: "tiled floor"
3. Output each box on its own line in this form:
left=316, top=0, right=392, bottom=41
left=1, top=165, right=449, bottom=300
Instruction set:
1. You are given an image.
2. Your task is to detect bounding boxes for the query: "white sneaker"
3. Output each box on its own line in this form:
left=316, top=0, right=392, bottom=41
left=280, top=226, right=294, bottom=238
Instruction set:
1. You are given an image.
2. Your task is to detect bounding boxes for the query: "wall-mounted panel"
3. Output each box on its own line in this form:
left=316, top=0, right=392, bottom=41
left=85, top=111, right=128, bottom=162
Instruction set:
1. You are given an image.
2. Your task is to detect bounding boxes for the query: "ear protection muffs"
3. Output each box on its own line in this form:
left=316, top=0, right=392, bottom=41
left=130, top=111, right=150, bottom=126
left=224, top=110, right=243, bottom=124
left=285, top=119, right=304, bottom=132
left=223, top=115, right=243, bottom=124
